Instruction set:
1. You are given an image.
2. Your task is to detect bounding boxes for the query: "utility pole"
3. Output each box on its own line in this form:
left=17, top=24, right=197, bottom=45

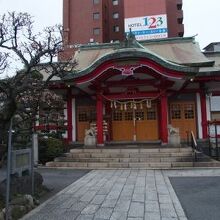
left=5, top=118, right=13, bottom=220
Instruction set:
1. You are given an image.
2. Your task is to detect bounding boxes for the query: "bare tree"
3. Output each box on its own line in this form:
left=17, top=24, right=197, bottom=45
left=0, top=12, right=75, bottom=131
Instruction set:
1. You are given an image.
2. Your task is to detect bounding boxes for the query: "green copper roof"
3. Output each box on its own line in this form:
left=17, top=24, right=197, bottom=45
left=62, top=34, right=216, bottom=81
left=63, top=47, right=198, bottom=80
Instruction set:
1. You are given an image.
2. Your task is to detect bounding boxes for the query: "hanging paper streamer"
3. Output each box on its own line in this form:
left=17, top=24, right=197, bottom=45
left=120, top=103, right=123, bottom=110
left=110, top=101, right=113, bottom=109
left=146, top=99, right=151, bottom=108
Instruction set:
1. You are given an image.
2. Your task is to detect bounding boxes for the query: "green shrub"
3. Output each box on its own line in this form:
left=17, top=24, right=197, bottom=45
left=39, top=138, right=64, bottom=164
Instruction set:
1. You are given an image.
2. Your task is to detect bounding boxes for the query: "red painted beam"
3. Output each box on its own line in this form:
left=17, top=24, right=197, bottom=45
left=212, top=91, right=220, bottom=96
left=96, top=94, right=104, bottom=146
left=74, top=58, right=186, bottom=85
left=200, top=91, right=208, bottom=139
left=67, top=89, right=73, bottom=142
left=160, top=94, right=168, bottom=144
left=104, top=79, right=157, bottom=87
left=194, top=76, right=220, bottom=82
left=104, top=91, right=161, bottom=100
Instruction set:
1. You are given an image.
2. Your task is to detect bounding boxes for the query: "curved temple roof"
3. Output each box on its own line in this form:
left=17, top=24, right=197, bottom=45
left=62, top=35, right=216, bottom=81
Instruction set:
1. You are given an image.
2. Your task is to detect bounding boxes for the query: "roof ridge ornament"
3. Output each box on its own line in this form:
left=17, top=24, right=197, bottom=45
left=121, top=28, right=141, bottom=48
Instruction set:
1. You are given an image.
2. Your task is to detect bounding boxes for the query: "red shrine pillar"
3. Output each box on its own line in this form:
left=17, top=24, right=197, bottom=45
left=160, top=94, right=168, bottom=144
left=96, top=94, right=104, bottom=146
left=200, top=91, right=208, bottom=139
left=67, top=89, right=73, bottom=143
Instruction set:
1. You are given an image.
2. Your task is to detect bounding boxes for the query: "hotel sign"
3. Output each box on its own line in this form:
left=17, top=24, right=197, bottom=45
left=124, top=14, right=168, bottom=41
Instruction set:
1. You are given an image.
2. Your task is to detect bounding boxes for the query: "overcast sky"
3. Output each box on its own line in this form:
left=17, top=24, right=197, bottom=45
left=0, top=0, right=219, bottom=49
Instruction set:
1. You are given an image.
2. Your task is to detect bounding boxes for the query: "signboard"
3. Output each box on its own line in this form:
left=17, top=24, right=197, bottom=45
left=124, top=14, right=168, bottom=41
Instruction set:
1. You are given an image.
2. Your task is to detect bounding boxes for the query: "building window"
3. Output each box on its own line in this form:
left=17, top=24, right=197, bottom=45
left=177, top=3, right=182, bottom=10
left=113, top=25, right=119, bottom=32
left=93, top=12, right=100, bottom=20
left=113, top=12, right=119, bottom=19
left=135, top=111, right=144, bottom=120
left=93, top=0, right=99, bottom=4
left=93, top=28, right=100, bottom=35
left=124, top=112, right=133, bottom=121
left=147, top=106, right=156, bottom=120
left=170, top=104, right=181, bottom=119
left=112, top=0, right=118, bottom=6
left=184, top=104, right=194, bottom=119
left=78, top=112, right=88, bottom=122
left=113, top=111, right=122, bottom=121
left=178, top=18, right=183, bottom=24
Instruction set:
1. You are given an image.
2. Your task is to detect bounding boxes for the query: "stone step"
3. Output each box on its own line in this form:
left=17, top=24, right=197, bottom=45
left=66, top=152, right=192, bottom=159
left=54, top=156, right=193, bottom=163
left=70, top=147, right=192, bottom=154
left=46, top=161, right=209, bottom=169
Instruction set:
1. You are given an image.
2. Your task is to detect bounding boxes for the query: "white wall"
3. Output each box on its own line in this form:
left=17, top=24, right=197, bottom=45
left=211, top=96, right=220, bottom=111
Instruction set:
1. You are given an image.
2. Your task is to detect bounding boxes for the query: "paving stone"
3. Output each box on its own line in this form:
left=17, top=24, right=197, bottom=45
left=94, top=207, right=113, bottom=219
left=158, top=194, right=172, bottom=204
left=134, top=186, right=145, bottom=194
left=70, top=201, right=88, bottom=211
left=76, top=215, right=94, bottom=220
left=144, top=212, right=161, bottom=220
left=161, top=218, right=178, bottom=220
left=128, top=202, right=144, bottom=218
left=110, top=211, right=128, bottom=220
left=81, top=204, right=100, bottom=215
left=145, top=191, right=158, bottom=201
left=128, top=218, right=144, bottom=220
left=145, top=201, right=160, bottom=213
left=106, top=192, right=121, bottom=200
left=98, top=187, right=112, bottom=195
left=58, top=210, right=80, bottom=220
left=25, top=213, right=52, bottom=220
left=48, top=194, right=72, bottom=205
left=132, top=193, right=145, bottom=202
left=120, top=188, right=134, bottom=198
left=91, top=194, right=106, bottom=205
left=37, top=204, right=59, bottom=214
left=114, top=199, right=131, bottom=212
left=21, top=169, right=196, bottom=220
left=80, top=191, right=97, bottom=202
left=160, top=203, right=177, bottom=218
left=101, top=199, right=118, bottom=208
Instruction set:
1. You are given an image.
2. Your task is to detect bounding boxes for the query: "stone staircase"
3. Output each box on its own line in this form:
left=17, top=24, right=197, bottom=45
left=45, top=146, right=220, bottom=169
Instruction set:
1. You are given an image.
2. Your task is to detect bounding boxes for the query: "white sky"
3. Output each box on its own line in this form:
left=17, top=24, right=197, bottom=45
left=0, top=0, right=219, bottom=49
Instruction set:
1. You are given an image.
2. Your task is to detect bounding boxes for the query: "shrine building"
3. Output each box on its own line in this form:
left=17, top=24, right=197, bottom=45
left=49, top=34, right=220, bottom=146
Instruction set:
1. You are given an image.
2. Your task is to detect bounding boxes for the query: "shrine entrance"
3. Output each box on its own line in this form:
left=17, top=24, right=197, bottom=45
left=169, top=101, right=197, bottom=140
left=112, top=101, right=159, bottom=141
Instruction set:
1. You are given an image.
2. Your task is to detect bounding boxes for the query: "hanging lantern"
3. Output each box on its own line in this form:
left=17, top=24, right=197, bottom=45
left=124, top=103, right=127, bottom=111
left=130, top=102, right=133, bottom=109
left=114, top=101, right=117, bottom=109
left=146, top=99, right=151, bottom=108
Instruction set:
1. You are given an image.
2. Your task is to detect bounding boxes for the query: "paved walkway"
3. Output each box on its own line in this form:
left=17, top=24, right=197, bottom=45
left=21, top=169, right=220, bottom=220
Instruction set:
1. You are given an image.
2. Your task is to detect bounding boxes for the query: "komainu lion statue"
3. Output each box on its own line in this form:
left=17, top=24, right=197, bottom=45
left=168, top=124, right=179, bottom=135
left=84, top=128, right=96, bottom=146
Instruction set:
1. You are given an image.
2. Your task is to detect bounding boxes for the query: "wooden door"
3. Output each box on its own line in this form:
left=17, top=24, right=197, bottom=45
left=136, top=104, right=159, bottom=141
left=170, top=102, right=197, bottom=140
left=112, top=110, right=134, bottom=141
left=112, top=103, right=159, bottom=141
